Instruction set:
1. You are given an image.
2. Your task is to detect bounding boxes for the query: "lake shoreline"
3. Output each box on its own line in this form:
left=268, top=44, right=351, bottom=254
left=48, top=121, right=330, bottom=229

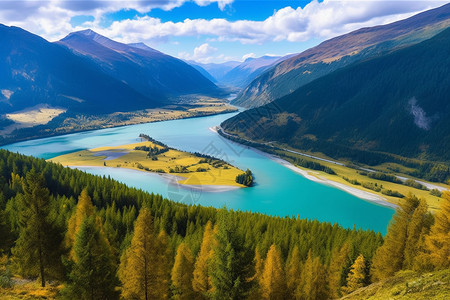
left=210, top=126, right=397, bottom=209
left=69, top=165, right=242, bottom=193
left=0, top=105, right=238, bottom=148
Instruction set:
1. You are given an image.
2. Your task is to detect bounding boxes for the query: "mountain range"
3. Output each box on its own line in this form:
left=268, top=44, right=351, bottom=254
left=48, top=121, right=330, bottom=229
left=222, top=26, right=450, bottom=165
left=188, top=55, right=292, bottom=88
left=233, top=3, right=450, bottom=108
left=0, top=26, right=218, bottom=115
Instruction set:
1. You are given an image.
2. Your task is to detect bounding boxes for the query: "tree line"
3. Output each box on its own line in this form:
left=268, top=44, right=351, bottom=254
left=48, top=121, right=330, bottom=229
left=0, top=149, right=448, bottom=299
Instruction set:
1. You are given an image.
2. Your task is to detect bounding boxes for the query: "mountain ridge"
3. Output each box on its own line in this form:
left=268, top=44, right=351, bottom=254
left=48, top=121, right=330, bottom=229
left=233, top=3, right=450, bottom=108
left=222, top=27, right=450, bottom=166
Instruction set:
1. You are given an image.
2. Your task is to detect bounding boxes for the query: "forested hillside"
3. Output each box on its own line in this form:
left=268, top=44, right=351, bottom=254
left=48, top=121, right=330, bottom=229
left=0, top=150, right=448, bottom=299
left=223, top=27, right=450, bottom=177
left=233, top=3, right=450, bottom=108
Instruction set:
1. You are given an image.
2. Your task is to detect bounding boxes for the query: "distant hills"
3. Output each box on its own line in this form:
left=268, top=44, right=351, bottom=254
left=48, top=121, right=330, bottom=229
left=222, top=27, right=450, bottom=163
left=188, top=55, right=292, bottom=88
left=0, top=26, right=218, bottom=115
left=219, top=55, right=293, bottom=88
left=233, top=3, right=450, bottom=108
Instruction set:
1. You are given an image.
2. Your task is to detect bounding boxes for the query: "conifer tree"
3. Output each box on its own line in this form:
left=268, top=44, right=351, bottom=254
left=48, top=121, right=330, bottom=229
left=371, top=194, right=430, bottom=281
left=65, top=188, right=95, bottom=259
left=211, top=209, right=252, bottom=300
left=261, top=244, right=286, bottom=300
left=328, top=243, right=350, bottom=298
left=12, top=171, right=63, bottom=287
left=63, top=215, right=119, bottom=300
left=171, top=242, right=195, bottom=300
left=155, top=230, right=172, bottom=299
left=421, top=191, right=450, bottom=269
left=119, top=208, right=156, bottom=300
left=403, top=199, right=431, bottom=269
left=286, top=245, right=302, bottom=299
left=343, top=254, right=366, bottom=294
left=193, top=221, right=216, bottom=297
left=297, top=250, right=329, bottom=300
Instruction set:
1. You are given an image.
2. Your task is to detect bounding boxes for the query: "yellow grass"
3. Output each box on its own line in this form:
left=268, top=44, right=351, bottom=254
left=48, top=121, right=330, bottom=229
left=49, top=141, right=245, bottom=187
left=0, top=278, right=61, bottom=300
left=276, top=149, right=447, bottom=212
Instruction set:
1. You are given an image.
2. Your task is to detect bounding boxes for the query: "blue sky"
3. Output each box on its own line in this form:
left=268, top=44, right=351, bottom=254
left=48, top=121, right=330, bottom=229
left=0, top=0, right=447, bottom=63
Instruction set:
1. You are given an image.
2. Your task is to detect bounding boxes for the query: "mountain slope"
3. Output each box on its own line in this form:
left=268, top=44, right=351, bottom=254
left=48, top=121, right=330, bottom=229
left=222, top=27, right=450, bottom=163
left=58, top=30, right=219, bottom=97
left=187, top=61, right=240, bottom=83
left=233, top=3, right=450, bottom=108
left=0, top=25, right=157, bottom=114
left=219, top=55, right=286, bottom=88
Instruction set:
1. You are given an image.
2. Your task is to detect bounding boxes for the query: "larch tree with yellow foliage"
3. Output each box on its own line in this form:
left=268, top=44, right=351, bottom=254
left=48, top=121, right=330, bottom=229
left=422, top=191, right=450, bottom=270
left=261, top=244, right=286, bottom=300
left=155, top=230, right=172, bottom=299
left=285, top=245, right=302, bottom=299
left=119, top=208, right=157, bottom=300
left=192, top=221, right=216, bottom=297
left=297, top=250, right=329, bottom=300
left=343, top=254, right=366, bottom=295
left=65, top=188, right=95, bottom=259
left=371, top=195, right=432, bottom=281
left=171, top=242, right=195, bottom=300
left=328, top=243, right=350, bottom=299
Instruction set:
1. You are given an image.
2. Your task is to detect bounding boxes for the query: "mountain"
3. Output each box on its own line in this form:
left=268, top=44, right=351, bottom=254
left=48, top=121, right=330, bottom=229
left=222, top=27, right=450, bottom=164
left=187, top=61, right=240, bottom=83
left=0, top=25, right=157, bottom=114
left=58, top=30, right=219, bottom=97
left=188, top=63, right=217, bottom=83
left=219, top=55, right=291, bottom=88
left=233, top=3, right=450, bottom=108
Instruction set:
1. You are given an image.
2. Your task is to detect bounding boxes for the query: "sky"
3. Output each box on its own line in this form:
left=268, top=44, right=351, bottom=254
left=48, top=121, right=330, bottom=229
left=0, top=0, right=448, bottom=63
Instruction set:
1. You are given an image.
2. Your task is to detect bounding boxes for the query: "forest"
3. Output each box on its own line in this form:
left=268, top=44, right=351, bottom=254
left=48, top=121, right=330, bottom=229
left=0, top=149, right=449, bottom=299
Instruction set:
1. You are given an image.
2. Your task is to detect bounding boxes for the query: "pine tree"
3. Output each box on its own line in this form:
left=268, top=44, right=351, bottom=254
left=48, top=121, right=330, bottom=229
left=261, top=244, right=286, bottom=299
left=11, top=171, right=63, bottom=287
left=328, top=243, right=350, bottom=298
left=63, top=215, right=119, bottom=300
left=171, top=242, right=195, bottom=300
left=343, top=254, right=366, bottom=294
left=286, top=245, right=302, bottom=299
left=119, top=208, right=156, bottom=300
left=211, top=209, right=252, bottom=300
left=193, top=221, right=216, bottom=297
left=422, top=191, right=450, bottom=269
left=65, top=188, right=95, bottom=260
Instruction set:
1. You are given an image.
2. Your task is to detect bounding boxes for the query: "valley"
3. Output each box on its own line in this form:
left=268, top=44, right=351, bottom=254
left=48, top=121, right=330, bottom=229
left=0, top=96, right=237, bottom=146
left=1, top=2, right=449, bottom=299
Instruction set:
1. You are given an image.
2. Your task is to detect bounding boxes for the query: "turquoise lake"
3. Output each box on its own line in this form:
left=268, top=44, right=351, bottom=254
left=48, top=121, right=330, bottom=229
left=2, top=112, right=394, bottom=234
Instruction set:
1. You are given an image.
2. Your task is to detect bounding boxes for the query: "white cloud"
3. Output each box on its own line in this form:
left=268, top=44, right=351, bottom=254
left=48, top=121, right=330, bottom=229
left=179, top=43, right=219, bottom=63
left=242, top=53, right=256, bottom=60
left=85, top=0, right=447, bottom=46
left=0, top=0, right=446, bottom=50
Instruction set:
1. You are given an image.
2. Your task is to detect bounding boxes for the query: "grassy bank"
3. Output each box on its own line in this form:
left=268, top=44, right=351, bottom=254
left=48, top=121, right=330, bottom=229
left=0, top=96, right=237, bottom=146
left=50, top=139, right=245, bottom=188
left=341, top=269, right=450, bottom=300
left=218, top=128, right=448, bottom=211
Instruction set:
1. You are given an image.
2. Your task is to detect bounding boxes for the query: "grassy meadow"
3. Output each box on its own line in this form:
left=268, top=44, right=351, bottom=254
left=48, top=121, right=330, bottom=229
left=50, top=141, right=245, bottom=187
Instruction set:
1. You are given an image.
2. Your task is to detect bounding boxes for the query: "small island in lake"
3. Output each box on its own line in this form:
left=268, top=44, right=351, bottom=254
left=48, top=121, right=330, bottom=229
left=49, top=134, right=251, bottom=188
